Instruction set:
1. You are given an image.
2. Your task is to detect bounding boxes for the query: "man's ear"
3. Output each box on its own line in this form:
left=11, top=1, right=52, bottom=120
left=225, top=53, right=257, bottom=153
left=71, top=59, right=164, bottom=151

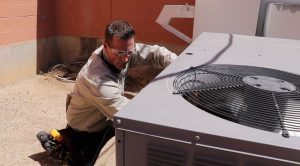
left=104, top=42, right=108, bottom=48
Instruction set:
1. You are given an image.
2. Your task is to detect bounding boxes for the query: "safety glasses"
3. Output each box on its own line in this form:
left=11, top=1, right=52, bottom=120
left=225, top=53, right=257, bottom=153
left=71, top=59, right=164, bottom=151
left=110, top=46, right=136, bottom=57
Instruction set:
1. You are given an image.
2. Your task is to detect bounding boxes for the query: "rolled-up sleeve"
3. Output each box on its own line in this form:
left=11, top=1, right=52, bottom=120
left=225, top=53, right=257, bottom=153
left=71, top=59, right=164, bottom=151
left=129, top=43, right=177, bottom=69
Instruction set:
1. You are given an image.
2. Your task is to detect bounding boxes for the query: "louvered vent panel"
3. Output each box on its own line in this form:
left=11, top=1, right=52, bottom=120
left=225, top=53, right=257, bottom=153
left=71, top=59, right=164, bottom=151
left=146, top=143, right=187, bottom=166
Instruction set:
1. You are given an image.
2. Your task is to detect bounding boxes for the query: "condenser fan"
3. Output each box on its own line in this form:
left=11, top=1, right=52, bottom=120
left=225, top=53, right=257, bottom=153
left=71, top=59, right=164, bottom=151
left=173, top=64, right=300, bottom=138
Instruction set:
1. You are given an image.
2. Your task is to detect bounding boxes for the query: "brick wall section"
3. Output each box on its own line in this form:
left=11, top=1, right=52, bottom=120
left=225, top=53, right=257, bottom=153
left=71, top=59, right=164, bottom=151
left=1, top=0, right=194, bottom=45
left=0, top=0, right=55, bottom=45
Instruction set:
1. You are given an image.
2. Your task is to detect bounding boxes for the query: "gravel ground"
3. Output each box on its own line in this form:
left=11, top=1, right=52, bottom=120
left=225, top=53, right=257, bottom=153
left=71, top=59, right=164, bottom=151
left=0, top=75, right=115, bottom=166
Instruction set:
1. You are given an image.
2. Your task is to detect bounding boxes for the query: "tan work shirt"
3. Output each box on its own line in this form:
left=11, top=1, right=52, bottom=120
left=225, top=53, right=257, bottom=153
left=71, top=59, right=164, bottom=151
left=66, top=43, right=177, bottom=132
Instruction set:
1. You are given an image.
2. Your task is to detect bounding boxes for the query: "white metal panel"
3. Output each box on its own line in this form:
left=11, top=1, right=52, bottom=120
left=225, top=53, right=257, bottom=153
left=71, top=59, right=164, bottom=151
left=193, top=0, right=261, bottom=39
left=264, top=3, right=300, bottom=40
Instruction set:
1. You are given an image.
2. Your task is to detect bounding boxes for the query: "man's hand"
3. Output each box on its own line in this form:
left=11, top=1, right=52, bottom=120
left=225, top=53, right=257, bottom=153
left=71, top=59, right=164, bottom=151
left=123, top=91, right=137, bottom=99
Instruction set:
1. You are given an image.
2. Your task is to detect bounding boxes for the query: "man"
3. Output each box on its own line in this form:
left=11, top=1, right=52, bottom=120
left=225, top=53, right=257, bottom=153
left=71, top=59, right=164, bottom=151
left=37, top=20, right=177, bottom=165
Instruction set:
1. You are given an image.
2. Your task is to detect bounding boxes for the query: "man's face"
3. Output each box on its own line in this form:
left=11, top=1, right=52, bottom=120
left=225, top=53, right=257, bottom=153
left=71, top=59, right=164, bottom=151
left=105, top=36, right=135, bottom=70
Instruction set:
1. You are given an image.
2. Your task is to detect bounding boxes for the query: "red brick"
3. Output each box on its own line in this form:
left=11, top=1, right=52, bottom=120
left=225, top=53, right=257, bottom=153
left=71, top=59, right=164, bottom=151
left=0, top=3, right=37, bottom=17
left=0, top=28, right=36, bottom=45
left=0, top=16, right=36, bottom=32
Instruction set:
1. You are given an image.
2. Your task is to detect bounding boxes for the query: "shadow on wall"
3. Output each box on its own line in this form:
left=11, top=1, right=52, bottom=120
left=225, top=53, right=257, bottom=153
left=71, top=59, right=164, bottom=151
left=36, top=0, right=102, bottom=73
left=36, top=0, right=57, bottom=73
left=55, top=36, right=102, bottom=64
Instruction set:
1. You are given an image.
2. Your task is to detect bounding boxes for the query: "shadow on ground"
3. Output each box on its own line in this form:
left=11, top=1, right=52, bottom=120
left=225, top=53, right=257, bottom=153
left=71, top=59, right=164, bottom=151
left=29, top=151, right=63, bottom=166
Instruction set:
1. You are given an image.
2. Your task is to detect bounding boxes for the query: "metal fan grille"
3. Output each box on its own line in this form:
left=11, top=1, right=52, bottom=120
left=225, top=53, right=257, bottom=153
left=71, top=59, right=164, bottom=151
left=173, top=64, right=300, bottom=137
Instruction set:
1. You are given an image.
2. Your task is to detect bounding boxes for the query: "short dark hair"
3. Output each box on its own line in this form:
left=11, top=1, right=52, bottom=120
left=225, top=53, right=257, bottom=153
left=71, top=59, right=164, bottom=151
left=105, top=20, right=135, bottom=46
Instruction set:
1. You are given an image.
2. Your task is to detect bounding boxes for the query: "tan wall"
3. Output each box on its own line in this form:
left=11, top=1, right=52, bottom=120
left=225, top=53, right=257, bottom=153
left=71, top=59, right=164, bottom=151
left=0, top=40, right=36, bottom=86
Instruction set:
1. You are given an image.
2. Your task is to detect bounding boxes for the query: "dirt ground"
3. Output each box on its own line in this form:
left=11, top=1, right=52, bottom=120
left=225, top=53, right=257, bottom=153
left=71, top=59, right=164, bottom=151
left=0, top=64, right=161, bottom=166
left=0, top=75, right=116, bottom=166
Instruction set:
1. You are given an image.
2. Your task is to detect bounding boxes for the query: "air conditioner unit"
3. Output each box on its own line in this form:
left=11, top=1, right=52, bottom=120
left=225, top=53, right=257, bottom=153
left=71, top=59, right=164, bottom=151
left=113, top=32, right=300, bottom=166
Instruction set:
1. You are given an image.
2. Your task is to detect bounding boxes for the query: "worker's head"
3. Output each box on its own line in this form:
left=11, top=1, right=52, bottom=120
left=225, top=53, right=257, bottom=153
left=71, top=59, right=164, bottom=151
left=104, top=20, right=136, bottom=70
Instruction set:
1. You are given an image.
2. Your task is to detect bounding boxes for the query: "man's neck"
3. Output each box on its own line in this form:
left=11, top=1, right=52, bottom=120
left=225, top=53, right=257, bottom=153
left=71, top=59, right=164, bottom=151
left=102, top=48, right=121, bottom=73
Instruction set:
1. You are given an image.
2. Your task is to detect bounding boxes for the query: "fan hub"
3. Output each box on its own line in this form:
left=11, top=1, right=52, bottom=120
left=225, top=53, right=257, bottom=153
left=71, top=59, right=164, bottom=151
left=243, top=76, right=296, bottom=93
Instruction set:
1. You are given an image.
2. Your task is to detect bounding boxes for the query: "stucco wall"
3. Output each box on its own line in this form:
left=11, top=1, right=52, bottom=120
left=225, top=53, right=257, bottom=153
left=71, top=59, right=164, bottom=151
left=0, top=0, right=56, bottom=85
left=0, top=41, right=36, bottom=86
